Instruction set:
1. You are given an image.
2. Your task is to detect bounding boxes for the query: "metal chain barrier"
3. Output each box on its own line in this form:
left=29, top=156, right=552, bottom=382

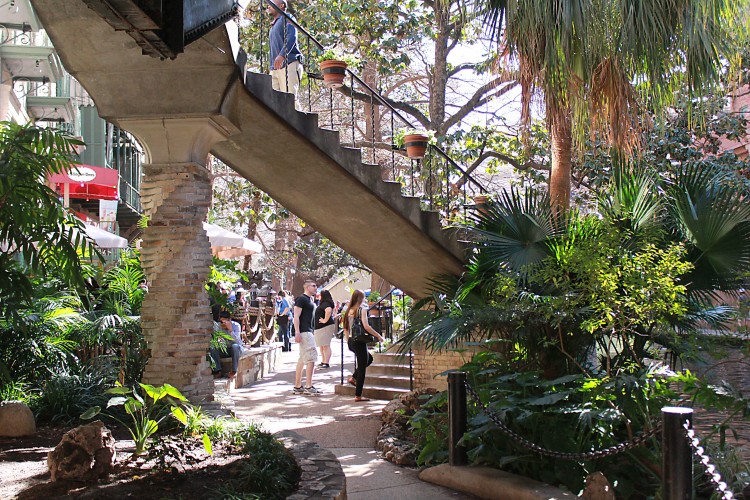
left=683, top=420, right=734, bottom=500
left=464, top=380, right=662, bottom=461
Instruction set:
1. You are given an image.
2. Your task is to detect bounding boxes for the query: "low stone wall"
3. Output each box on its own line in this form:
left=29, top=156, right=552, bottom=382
left=275, top=430, right=347, bottom=500
left=220, top=344, right=281, bottom=389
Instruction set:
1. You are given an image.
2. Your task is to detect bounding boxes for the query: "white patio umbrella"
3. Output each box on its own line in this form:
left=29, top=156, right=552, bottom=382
left=203, top=222, right=262, bottom=259
left=82, top=223, right=129, bottom=249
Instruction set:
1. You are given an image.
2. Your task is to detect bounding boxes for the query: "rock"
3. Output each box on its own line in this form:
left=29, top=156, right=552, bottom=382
left=47, top=420, right=116, bottom=481
left=377, top=389, right=438, bottom=467
left=582, top=472, right=615, bottom=500
left=0, top=401, right=36, bottom=437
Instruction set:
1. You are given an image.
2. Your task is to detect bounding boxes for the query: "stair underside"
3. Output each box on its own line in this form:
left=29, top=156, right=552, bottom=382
left=30, top=0, right=466, bottom=297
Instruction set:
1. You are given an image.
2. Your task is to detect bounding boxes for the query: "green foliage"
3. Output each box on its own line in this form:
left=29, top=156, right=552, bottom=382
left=81, top=382, right=210, bottom=456
left=32, top=363, right=115, bottom=426
left=411, top=349, right=750, bottom=497
left=212, top=424, right=299, bottom=500
left=318, top=49, right=360, bottom=67
left=400, top=160, right=750, bottom=377
left=0, top=122, right=99, bottom=317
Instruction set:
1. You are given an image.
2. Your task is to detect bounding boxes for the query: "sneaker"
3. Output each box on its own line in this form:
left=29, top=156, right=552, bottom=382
left=304, top=386, right=322, bottom=396
left=292, top=386, right=305, bottom=395
left=318, top=363, right=329, bottom=369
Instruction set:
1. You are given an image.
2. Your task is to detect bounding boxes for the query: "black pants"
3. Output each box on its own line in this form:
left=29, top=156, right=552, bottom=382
left=348, top=339, right=373, bottom=397
left=277, top=316, right=291, bottom=351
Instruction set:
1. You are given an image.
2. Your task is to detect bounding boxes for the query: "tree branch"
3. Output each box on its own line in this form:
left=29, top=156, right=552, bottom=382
left=336, top=84, right=430, bottom=129
left=443, top=79, right=518, bottom=130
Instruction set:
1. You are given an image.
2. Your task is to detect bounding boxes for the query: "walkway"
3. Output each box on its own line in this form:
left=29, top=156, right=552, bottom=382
left=230, top=342, right=473, bottom=499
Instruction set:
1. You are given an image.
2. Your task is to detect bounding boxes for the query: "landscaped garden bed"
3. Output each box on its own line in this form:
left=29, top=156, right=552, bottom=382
left=1, top=418, right=300, bottom=499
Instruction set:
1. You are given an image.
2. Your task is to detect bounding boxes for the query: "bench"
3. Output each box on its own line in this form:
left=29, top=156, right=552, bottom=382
left=219, top=343, right=282, bottom=390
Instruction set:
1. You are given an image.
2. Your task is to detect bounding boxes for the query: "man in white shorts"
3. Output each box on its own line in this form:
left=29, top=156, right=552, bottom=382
left=292, top=280, right=320, bottom=395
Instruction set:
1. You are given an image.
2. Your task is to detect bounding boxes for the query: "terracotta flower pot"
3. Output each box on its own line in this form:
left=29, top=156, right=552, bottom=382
left=403, top=133, right=429, bottom=159
left=320, top=60, right=348, bottom=88
left=473, top=194, right=490, bottom=215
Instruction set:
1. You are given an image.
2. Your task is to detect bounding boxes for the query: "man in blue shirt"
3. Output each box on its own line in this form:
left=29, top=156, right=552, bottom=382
left=267, top=0, right=303, bottom=98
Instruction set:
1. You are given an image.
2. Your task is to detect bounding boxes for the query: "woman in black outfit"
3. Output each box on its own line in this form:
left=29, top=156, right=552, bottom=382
left=342, top=289, right=384, bottom=402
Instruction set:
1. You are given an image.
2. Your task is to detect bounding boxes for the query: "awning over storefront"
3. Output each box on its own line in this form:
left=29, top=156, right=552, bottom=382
left=49, top=164, right=119, bottom=201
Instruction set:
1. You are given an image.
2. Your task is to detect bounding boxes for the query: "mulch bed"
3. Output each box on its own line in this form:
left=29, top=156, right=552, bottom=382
left=0, top=426, right=264, bottom=499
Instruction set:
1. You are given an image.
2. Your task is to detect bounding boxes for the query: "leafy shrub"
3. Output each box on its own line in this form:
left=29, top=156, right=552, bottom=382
left=32, top=363, right=114, bottom=425
left=410, top=348, right=750, bottom=497
left=212, top=424, right=299, bottom=500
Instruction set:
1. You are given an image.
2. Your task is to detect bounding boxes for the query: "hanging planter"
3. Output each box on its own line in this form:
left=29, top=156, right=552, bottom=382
left=319, top=59, right=348, bottom=88
left=403, top=132, right=429, bottom=159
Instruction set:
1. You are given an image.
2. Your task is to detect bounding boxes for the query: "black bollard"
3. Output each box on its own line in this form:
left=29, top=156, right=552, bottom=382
left=662, top=407, right=693, bottom=500
left=448, top=371, right=467, bottom=466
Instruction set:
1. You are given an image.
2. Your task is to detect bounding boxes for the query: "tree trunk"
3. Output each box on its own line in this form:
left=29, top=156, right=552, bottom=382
left=430, top=3, right=449, bottom=134
left=549, top=110, right=572, bottom=211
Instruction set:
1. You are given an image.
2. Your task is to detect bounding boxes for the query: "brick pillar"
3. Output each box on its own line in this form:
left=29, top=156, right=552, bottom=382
left=139, top=163, right=214, bottom=401
left=122, top=117, right=235, bottom=403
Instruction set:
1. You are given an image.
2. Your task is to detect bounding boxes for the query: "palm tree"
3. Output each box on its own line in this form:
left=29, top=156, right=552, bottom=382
left=0, top=122, right=97, bottom=317
left=399, top=160, right=750, bottom=375
left=478, top=0, right=747, bottom=210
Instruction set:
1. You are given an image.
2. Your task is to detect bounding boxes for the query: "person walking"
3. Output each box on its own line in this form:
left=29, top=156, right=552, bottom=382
left=343, top=290, right=384, bottom=402
left=267, top=0, right=303, bottom=98
left=292, top=280, right=320, bottom=395
left=276, top=290, right=292, bottom=352
left=314, top=289, right=335, bottom=369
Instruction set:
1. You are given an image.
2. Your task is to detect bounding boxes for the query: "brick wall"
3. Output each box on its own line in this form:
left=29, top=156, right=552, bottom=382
left=140, top=163, right=215, bottom=403
left=412, top=343, right=480, bottom=391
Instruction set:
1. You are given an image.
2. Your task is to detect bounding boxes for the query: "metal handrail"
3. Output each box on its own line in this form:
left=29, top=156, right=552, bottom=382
left=243, top=1, right=487, bottom=222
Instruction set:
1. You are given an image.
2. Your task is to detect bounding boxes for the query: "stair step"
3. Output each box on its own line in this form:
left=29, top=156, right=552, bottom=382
left=366, top=374, right=413, bottom=389
left=367, top=364, right=412, bottom=377
left=334, top=384, right=409, bottom=401
left=372, top=352, right=412, bottom=365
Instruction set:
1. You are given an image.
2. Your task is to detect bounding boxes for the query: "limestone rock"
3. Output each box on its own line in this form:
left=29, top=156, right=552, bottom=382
left=582, top=472, right=615, bottom=500
left=0, top=401, right=36, bottom=437
left=47, top=420, right=116, bottom=481
left=377, top=389, right=437, bottom=467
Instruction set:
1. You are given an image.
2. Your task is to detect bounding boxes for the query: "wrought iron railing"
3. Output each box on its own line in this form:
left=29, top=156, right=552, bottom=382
left=239, top=1, right=486, bottom=224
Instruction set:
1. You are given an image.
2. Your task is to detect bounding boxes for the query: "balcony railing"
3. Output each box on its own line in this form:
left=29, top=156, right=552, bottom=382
left=241, top=1, right=486, bottom=224
left=0, top=27, right=52, bottom=48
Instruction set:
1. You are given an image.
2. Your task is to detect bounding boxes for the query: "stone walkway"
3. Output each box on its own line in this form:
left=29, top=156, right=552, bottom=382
left=230, top=342, right=473, bottom=499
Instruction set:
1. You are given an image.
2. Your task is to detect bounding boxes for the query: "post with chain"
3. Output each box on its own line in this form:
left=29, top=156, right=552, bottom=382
left=448, top=371, right=467, bottom=466
left=662, top=407, right=693, bottom=500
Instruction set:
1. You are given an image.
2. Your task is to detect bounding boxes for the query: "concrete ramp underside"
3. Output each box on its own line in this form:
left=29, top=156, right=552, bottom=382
left=30, top=0, right=466, bottom=297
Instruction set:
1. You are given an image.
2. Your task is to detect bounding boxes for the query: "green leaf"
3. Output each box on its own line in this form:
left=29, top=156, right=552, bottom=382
left=162, top=383, right=188, bottom=402
left=528, top=392, right=570, bottom=406
left=80, top=406, right=101, bottom=420
left=202, top=433, right=213, bottom=455
left=144, top=419, right=158, bottom=438
left=106, top=386, right=131, bottom=395
left=107, top=396, right=128, bottom=408
left=171, top=406, right=188, bottom=425
left=124, top=398, right=143, bottom=414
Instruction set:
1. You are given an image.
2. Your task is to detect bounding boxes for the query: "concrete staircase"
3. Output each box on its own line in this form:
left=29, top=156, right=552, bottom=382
left=334, top=352, right=413, bottom=401
left=30, top=0, right=467, bottom=298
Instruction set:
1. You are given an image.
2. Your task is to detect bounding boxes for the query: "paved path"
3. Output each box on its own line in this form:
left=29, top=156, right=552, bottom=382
left=230, top=342, right=473, bottom=499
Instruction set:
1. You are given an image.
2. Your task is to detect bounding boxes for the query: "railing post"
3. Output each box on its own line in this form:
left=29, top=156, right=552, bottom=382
left=448, top=371, right=467, bottom=466
left=662, top=407, right=693, bottom=500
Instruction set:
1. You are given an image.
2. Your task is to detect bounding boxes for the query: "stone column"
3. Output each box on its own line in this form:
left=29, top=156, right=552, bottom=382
left=122, top=117, right=233, bottom=403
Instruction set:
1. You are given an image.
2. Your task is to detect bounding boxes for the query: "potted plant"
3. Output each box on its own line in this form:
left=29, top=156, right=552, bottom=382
left=318, top=50, right=359, bottom=88
left=395, top=128, right=433, bottom=159
left=367, top=290, right=382, bottom=317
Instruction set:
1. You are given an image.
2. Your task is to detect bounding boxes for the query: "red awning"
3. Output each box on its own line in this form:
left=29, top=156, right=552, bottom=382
left=49, top=164, right=119, bottom=201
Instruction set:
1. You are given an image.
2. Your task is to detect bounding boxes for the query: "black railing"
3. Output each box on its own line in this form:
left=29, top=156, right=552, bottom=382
left=240, top=0, right=486, bottom=225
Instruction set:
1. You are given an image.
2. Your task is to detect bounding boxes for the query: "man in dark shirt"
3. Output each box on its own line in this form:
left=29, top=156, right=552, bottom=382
left=292, top=280, right=320, bottom=395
